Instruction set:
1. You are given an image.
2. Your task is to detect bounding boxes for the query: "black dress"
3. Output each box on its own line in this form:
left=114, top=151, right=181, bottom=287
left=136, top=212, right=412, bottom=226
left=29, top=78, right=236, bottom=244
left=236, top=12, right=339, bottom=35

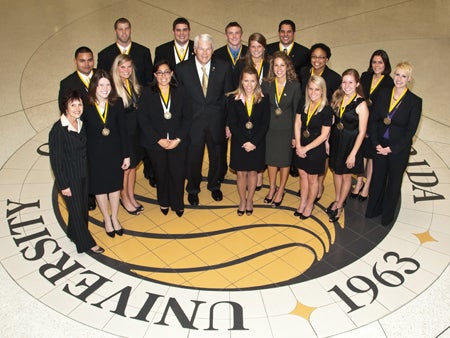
left=227, top=95, right=270, bottom=171
left=360, top=72, right=393, bottom=159
left=329, top=97, right=365, bottom=175
left=294, top=103, right=333, bottom=174
left=82, top=99, right=130, bottom=194
left=123, top=84, right=143, bottom=168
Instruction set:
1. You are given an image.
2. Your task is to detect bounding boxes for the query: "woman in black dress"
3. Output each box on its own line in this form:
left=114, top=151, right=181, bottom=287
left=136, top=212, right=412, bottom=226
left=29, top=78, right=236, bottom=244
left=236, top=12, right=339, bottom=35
left=328, top=69, right=369, bottom=222
left=350, top=50, right=393, bottom=201
left=227, top=66, right=270, bottom=215
left=137, top=60, right=191, bottom=217
left=366, top=61, right=422, bottom=226
left=49, top=89, right=104, bottom=254
left=83, top=70, right=130, bottom=237
left=111, top=54, right=143, bottom=215
left=294, top=75, right=333, bottom=219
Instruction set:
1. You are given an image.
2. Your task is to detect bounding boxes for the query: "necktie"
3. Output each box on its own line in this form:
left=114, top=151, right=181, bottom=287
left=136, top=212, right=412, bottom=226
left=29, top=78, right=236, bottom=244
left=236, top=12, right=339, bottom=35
left=180, top=47, right=184, bottom=54
left=123, top=48, right=127, bottom=54
left=201, top=66, right=208, bottom=97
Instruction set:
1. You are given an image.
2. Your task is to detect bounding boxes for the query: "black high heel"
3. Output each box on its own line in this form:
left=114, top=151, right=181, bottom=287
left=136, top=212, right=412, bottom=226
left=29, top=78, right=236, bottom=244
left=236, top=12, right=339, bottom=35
left=358, top=194, right=368, bottom=201
left=325, top=202, right=336, bottom=214
left=272, top=192, right=285, bottom=207
left=176, top=210, right=184, bottom=217
left=264, top=188, right=277, bottom=203
left=237, top=209, right=245, bottom=216
left=111, top=217, right=123, bottom=236
left=245, top=209, right=253, bottom=216
left=105, top=221, right=115, bottom=238
left=350, top=183, right=364, bottom=199
left=160, top=207, right=169, bottom=215
left=293, top=210, right=303, bottom=217
left=120, top=199, right=140, bottom=215
left=329, top=208, right=343, bottom=222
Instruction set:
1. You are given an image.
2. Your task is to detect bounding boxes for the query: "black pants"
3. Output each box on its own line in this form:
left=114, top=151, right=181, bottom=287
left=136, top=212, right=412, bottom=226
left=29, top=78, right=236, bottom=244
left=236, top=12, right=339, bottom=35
left=148, top=147, right=186, bottom=211
left=64, top=177, right=96, bottom=253
left=366, top=145, right=410, bottom=224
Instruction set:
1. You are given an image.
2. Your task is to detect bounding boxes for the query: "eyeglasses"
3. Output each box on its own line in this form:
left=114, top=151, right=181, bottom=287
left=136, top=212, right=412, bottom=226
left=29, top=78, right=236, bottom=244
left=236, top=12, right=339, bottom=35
left=311, top=55, right=327, bottom=60
left=155, top=71, right=172, bottom=76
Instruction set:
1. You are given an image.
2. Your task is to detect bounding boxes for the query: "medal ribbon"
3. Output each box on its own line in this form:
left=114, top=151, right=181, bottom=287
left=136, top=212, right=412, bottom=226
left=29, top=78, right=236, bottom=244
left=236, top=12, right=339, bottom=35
left=275, top=78, right=285, bottom=107
left=125, top=79, right=132, bottom=97
left=245, top=95, right=254, bottom=117
left=159, top=87, right=171, bottom=113
left=306, top=101, right=321, bottom=127
left=95, top=101, right=108, bottom=124
left=175, top=44, right=188, bottom=62
left=339, top=93, right=356, bottom=118
left=370, top=75, right=384, bottom=95
left=389, top=87, right=407, bottom=113
left=227, top=46, right=242, bottom=65
left=310, top=67, right=324, bottom=77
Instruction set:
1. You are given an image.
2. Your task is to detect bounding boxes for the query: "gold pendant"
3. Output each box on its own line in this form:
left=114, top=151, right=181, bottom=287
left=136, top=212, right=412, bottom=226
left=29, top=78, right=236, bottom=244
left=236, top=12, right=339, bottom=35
left=336, top=122, right=344, bottom=130
left=245, top=121, right=253, bottom=130
left=164, top=111, right=172, bottom=120
left=102, top=127, right=110, bottom=136
left=275, top=107, right=282, bottom=116
left=303, top=130, right=310, bottom=138
left=383, top=117, right=391, bottom=125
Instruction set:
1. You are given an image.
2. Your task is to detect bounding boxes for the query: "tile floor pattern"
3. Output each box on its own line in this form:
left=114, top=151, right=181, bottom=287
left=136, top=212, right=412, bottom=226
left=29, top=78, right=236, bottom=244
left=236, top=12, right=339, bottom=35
left=0, top=0, right=449, bottom=337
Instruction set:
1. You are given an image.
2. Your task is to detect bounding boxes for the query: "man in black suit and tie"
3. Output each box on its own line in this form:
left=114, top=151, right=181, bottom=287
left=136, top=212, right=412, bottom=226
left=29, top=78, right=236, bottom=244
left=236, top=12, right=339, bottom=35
left=97, top=17, right=153, bottom=86
left=266, top=19, right=309, bottom=79
left=176, top=34, right=233, bottom=205
left=214, top=21, right=248, bottom=88
left=154, top=17, right=195, bottom=71
left=58, top=46, right=97, bottom=211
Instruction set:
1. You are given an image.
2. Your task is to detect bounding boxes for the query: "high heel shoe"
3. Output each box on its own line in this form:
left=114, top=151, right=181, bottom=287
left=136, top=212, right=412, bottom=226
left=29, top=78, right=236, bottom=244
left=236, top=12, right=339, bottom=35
left=176, top=210, right=184, bottom=217
left=136, top=203, right=144, bottom=212
left=111, top=217, right=123, bottom=236
left=105, top=221, right=115, bottom=238
left=325, top=202, right=336, bottom=214
left=255, top=185, right=262, bottom=191
left=349, top=183, right=364, bottom=199
left=272, top=192, right=285, bottom=207
left=293, top=210, right=303, bottom=217
left=300, top=206, right=314, bottom=220
left=358, top=194, right=368, bottom=202
left=89, top=246, right=105, bottom=254
left=246, top=209, right=253, bottom=216
left=237, top=209, right=245, bottom=216
left=120, top=199, right=140, bottom=215
left=264, top=188, right=277, bottom=203
left=329, top=208, right=343, bottom=222
left=160, top=207, right=169, bottom=215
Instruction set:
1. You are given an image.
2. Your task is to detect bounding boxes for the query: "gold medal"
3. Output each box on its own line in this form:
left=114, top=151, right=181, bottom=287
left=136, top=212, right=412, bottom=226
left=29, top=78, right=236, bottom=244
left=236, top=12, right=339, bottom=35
left=384, top=117, right=391, bottom=125
left=303, top=130, right=310, bottom=138
left=275, top=107, right=282, bottom=116
left=245, top=121, right=253, bottom=130
left=164, top=111, right=172, bottom=120
left=102, top=127, right=110, bottom=136
left=336, top=122, right=344, bottom=130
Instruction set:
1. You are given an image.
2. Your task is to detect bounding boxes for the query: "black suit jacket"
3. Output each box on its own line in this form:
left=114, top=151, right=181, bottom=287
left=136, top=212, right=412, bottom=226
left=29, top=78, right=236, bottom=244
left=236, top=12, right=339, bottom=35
left=154, top=40, right=195, bottom=71
left=299, top=66, right=341, bottom=102
left=266, top=42, right=310, bottom=78
left=370, top=88, right=422, bottom=154
left=176, top=58, right=233, bottom=144
left=58, top=70, right=96, bottom=110
left=214, top=45, right=248, bottom=88
left=360, top=72, right=394, bottom=104
left=97, top=42, right=153, bottom=86
left=137, top=85, right=192, bottom=151
left=49, top=120, right=88, bottom=190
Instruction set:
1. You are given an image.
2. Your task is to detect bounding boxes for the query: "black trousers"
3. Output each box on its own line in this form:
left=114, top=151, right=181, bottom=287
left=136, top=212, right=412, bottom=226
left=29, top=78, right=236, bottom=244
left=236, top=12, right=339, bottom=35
left=186, top=128, right=223, bottom=194
left=63, top=177, right=96, bottom=253
left=366, top=145, right=410, bottom=224
left=148, top=147, right=186, bottom=211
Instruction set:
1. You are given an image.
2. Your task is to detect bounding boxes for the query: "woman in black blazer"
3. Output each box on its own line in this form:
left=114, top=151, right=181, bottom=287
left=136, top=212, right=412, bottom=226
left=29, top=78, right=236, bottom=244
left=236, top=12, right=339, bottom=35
left=49, top=90, right=104, bottom=254
left=227, top=66, right=270, bottom=215
left=366, top=61, right=422, bottom=226
left=351, top=50, right=394, bottom=201
left=138, top=60, right=192, bottom=217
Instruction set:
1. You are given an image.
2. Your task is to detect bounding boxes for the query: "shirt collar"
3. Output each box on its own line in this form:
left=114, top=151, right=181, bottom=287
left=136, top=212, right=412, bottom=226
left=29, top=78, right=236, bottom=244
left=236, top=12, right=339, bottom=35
left=61, top=115, right=83, bottom=133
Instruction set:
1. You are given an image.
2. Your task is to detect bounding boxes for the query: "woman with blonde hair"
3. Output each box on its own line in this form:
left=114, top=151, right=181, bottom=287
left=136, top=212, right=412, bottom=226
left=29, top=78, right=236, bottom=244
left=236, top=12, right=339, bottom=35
left=111, top=54, right=143, bottom=215
left=261, top=51, right=301, bottom=207
left=294, top=75, right=333, bottom=219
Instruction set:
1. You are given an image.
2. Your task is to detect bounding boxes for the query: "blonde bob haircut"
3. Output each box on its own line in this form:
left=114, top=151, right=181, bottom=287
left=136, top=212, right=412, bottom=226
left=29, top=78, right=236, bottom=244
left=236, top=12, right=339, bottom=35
left=304, top=75, right=328, bottom=113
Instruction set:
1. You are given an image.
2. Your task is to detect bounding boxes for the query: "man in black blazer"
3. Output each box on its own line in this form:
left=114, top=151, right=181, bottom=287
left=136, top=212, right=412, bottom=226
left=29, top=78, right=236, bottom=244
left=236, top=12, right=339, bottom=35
left=176, top=34, right=233, bottom=205
left=214, top=21, right=248, bottom=88
left=58, top=46, right=96, bottom=211
left=97, top=17, right=153, bottom=86
left=266, top=19, right=310, bottom=79
left=154, top=17, right=195, bottom=71
left=58, top=46, right=95, bottom=110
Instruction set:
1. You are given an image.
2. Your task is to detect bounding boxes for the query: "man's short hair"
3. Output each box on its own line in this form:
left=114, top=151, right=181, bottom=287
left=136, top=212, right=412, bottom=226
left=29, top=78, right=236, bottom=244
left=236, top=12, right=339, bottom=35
left=74, top=46, right=93, bottom=58
left=172, top=17, right=190, bottom=30
left=225, top=21, right=242, bottom=33
left=114, top=17, right=131, bottom=29
left=278, top=19, right=296, bottom=32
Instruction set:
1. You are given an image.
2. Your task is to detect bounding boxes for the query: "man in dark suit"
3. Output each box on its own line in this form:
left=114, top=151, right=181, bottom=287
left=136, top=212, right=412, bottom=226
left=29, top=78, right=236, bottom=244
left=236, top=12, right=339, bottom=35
left=97, top=17, right=153, bottom=86
left=176, top=34, right=233, bottom=205
left=154, top=17, right=195, bottom=71
left=266, top=19, right=310, bottom=79
left=58, top=46, right=97, bottom=211
left=214, top=21, right=248, bottom=88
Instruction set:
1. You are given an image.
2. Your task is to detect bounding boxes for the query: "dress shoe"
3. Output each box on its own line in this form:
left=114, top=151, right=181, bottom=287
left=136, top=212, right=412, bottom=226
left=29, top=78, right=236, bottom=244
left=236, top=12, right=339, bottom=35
left=89, top=246, right=105, bottom=254
left=120, top=200, right=140, bottom=215
left=211, top=190, right=223, bottom=201
left=264, top=188, right=277, bottom=203
left=160, top=207, right=169, bottom=215
left=358, top=194, right=368, bottom=202
left=255, top=185, right=262, bottom=191
left=237, top=209, right=245, bottom=216
left=105, top=226, right=115, bottom=238
left=300, top=213, right=310, bottom=220
left=88, top=196, right=96, bottom=211
left=350, top=183, right=364, bottom=199
left=148, top=176, right=157, bottom=188
left=325, top=202, right=336, bottom=214
left=272, top=192, right=285, bottom=207
left=245, top=209, right=253, bottom=216
left=111, top=217, right=123, bottom=236
left=188, top=193, right=199, bottom=206
left=176, top=210, right=184, bottom=217
left=293, top=210, right=303, bottom=217
left=329, top=208, right=343, bottom=222
left=136, top=204, right=144, bottom=212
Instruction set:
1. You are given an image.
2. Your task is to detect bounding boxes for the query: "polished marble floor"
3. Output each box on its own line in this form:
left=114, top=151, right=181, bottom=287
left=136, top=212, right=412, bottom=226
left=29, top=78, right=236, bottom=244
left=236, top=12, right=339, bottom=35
left=0, top=0, right=449, bottom=337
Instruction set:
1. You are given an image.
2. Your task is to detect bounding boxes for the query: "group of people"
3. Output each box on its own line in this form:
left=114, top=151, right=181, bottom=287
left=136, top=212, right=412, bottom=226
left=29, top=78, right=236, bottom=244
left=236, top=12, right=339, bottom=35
left=49, top=17, right=422, bottom=255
